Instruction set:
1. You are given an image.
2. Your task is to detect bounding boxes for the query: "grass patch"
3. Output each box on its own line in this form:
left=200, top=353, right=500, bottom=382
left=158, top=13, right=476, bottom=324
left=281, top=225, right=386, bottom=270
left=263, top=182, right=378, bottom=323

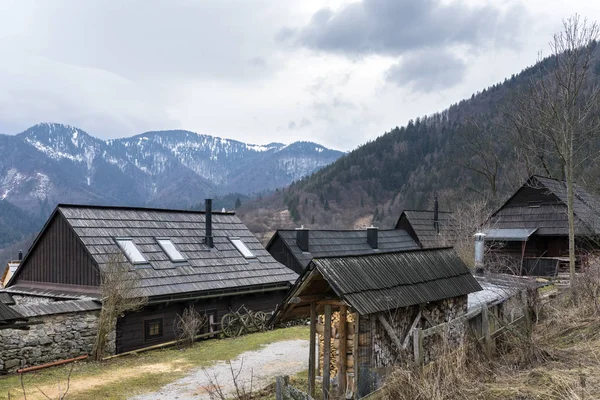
left=0, top=326, right=309, bottom=400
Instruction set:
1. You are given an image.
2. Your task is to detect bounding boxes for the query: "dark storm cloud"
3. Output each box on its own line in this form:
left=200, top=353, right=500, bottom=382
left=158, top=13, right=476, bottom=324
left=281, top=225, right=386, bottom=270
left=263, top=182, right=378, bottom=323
left=285, top=0, right=526, bottom=56
left=385, top=50, right=467, bottom=91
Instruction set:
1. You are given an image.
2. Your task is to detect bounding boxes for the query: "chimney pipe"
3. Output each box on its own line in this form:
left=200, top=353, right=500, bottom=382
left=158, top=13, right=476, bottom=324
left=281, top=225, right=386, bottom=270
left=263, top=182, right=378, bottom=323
left=205, top=199, right=214, bottom=248
left=474, top=232, right=486, bottom=274
left=433, top=196, right=439, bottom=234
left=296, top=226, right=309, bottom=252
left=18, top=250, right=23, bottom=261
left=367, top=226, right=378, bottom=249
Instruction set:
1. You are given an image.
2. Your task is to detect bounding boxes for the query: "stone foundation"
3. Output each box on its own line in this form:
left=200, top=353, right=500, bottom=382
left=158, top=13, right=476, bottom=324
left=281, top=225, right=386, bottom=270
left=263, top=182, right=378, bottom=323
left=0, top=310, right=113, bottom=374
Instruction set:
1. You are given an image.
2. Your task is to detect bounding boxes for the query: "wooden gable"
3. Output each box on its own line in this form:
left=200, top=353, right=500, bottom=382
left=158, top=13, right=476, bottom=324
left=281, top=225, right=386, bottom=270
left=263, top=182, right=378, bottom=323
left=9, top=211, right=100, bottom=289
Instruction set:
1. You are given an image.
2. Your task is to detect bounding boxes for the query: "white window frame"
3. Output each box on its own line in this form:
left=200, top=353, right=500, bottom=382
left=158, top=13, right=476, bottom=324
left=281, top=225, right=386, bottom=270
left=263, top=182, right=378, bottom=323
left=229, top=238, right=255, bottom=259
left=115, top=238, right=147, bottom=264
left=156, top=238, right=186, bottom=262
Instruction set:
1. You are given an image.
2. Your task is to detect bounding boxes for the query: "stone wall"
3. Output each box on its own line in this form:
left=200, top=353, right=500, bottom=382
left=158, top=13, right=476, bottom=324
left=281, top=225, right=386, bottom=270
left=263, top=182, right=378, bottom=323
left=0, top=310, right=111, bottom=374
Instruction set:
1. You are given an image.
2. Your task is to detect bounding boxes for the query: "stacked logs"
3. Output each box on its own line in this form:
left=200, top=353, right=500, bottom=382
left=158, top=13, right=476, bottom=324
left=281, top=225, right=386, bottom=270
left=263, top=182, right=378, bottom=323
left=316, top=312, right=355, bottom=378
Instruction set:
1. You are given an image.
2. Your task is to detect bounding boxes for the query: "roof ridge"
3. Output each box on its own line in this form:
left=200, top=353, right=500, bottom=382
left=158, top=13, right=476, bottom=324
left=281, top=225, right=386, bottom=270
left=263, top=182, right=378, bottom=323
left=311, top=246, right=454, bottom=260
left=57, top=203, right=236, bottom=215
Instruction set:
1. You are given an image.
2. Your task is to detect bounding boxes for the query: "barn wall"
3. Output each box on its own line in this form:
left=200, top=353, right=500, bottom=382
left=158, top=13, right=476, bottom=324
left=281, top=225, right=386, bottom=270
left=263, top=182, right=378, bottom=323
left=116, top=290, right=287, bottom=353
left=13, top=214, right=100, bottom=287
left=268, top=236, right=305, bottom=274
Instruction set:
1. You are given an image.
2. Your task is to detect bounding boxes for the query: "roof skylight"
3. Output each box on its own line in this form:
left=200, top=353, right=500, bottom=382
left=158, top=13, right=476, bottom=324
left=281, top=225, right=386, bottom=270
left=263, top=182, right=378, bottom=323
left=115, top=239, right=147, bottom=264
left=230, top=238, right=255, bottom=259
left=157, top=239, right=186, bottom=262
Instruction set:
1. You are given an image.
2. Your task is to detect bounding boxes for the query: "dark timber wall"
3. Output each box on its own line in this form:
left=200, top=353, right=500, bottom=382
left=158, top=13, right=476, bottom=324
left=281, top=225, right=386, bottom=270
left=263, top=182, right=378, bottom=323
left=13, top=214, right=100, bottom=287
left=268, top=236, right=305, bottom=275
left=116, top=289, right=287, bottom=353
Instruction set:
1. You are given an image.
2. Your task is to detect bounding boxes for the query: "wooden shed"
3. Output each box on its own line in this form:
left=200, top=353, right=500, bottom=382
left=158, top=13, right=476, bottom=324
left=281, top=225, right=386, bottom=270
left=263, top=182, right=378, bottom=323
left=6, top=200, right=298, bottom=353
left=394, top=198, right=454, bottom=248
left=485, top=175, right=600, bottom=275
left=272, top=247, right=482, bottom=398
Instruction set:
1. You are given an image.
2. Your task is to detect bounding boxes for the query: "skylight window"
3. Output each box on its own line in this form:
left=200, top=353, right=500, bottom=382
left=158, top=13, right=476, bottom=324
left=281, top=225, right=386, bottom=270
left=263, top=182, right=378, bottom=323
left=230, top=238, right=255, bottom=259
left=157, top=239, right=186, bottom=262
left=115, top=239, right=147, bottom=264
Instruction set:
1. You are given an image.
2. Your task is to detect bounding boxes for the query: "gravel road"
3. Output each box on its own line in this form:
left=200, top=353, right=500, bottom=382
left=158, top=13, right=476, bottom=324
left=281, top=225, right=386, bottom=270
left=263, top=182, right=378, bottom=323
left=130, top=339, right=310, bottom=399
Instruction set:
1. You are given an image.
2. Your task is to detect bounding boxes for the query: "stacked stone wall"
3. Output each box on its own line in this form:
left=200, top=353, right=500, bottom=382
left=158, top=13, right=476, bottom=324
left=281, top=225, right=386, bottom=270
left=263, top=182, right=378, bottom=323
left=0, top=310, right=112, bottom=374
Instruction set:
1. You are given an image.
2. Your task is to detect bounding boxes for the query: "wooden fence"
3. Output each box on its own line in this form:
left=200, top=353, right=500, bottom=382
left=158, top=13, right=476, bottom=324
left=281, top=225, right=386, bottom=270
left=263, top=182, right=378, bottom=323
left=413, top=290, right=531, bottom=366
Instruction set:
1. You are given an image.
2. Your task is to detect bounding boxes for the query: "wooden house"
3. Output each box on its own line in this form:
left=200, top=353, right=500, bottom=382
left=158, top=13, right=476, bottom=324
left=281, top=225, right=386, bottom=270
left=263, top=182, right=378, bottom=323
left=271, top=247, right=482, bottom=398
left=4, top=200, right=297, bottom=356
left=266, top=227, right=419, bottom=275
left=1, top=260, right=20, bottom=288
left=485, top=175, right=600, bottom=275
left=395, top=198, right=454, bottom=248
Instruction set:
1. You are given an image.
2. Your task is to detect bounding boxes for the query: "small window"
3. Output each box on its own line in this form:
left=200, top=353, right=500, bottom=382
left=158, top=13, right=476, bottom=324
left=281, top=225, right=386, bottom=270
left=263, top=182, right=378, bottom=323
left=230, top=238, right=255, bottom=258
left=144, top=318, right=163, bottom=341
left=115, top=239, right=147, bottom=264
left=157, top=239, right=186, bottom=262
left=528, top=201, right=542, bottom=208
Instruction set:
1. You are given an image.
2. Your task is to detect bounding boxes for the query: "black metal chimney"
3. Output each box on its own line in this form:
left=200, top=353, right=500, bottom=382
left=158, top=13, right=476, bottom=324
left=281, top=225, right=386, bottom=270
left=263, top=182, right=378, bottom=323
left=367, top=226, right=378, bottom=249
left=296, top=226, right=309, bottom=252
left=18, top=250, right=23, bottom=261
left=205, top=199, right=214, bottom=248
left=433, top=196, right=439, bottom=234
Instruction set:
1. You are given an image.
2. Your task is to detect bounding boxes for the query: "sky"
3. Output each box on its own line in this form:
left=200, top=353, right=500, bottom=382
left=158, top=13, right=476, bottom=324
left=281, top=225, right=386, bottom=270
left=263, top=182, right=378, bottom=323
left=0, top=0, right=599, bottom=151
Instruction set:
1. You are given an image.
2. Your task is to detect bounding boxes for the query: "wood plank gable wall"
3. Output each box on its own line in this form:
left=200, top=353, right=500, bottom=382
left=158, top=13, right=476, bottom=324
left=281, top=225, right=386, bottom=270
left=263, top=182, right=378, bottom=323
left=14, top=213, right=100, bottom=287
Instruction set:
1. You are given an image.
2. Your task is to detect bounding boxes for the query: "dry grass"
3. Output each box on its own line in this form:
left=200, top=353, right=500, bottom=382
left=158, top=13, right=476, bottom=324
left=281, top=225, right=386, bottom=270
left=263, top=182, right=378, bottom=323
left=381, top=268, right=600, bottom=400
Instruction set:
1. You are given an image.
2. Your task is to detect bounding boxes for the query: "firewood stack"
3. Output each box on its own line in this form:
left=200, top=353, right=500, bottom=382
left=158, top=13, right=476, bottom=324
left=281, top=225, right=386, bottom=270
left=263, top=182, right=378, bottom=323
left=316, top=312, right=355, bottom=378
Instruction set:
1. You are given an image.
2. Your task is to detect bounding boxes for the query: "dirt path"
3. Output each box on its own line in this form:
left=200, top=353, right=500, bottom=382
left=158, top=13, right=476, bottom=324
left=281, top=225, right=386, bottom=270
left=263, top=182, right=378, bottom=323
left=130, top=339, right=310, bottom=399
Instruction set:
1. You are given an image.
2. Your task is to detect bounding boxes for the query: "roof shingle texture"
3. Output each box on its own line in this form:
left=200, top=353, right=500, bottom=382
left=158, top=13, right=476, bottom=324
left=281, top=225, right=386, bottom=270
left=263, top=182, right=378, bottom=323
left=401, top=210, right=453, bottom=248
left=275, top=229, right=419, bottom=269
left=312, top=248, right=482, bottom=315
left=58, top=205, right=298, bottom=298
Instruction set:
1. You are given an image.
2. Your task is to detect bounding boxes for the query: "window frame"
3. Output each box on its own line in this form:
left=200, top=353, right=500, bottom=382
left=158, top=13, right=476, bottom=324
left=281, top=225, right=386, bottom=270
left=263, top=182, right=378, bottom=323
left=115, top=238, right=147, bottom=264
left=156, top=238, right=186, bottom=262
left=229, top=237, right=256, bottom=259
left=144, top=318, right=163, bottom=341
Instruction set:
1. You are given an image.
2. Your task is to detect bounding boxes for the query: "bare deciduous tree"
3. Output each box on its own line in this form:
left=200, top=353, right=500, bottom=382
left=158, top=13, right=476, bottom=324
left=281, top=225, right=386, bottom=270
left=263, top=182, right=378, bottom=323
left=91, top=254, right=147, bottom=361
left=510, top=15, right=600, bottom=299
left=174, top=305, right=207, bottom=348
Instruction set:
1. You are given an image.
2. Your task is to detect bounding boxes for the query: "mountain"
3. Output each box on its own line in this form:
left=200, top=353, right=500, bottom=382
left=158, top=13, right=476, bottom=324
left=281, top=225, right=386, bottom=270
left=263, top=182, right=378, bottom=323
left=239, top=48, right=600, bottom=240
left=0, top=123, right=343, bottom=218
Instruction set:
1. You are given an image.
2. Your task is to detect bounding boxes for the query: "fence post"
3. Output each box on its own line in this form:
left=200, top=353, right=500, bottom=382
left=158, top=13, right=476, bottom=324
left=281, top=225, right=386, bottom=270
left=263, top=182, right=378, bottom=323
left=413, top=328, right=423, bottom=366
left=521, top=290, right=531, bottom=338
left=323, top=304, right=332, bottom=400
left=276, top=375, right=288, bottom=400
left=481, top=305, right=491, bottom=358
left=308, top=302, right=317, bottom=398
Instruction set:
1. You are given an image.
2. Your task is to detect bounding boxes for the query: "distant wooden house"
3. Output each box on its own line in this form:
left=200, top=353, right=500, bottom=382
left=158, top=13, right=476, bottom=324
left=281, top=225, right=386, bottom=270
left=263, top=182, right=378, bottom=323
left=395, top=198, right=454, bottom=248
left=1, top=200, right=297, bottom=370
left=1, top=258, right=20, bottom=288
left=272, top=247, right=482, bottom=398
left=485, top=175, right=600, bottom=275
left=266, top=227, right=419, bottom=274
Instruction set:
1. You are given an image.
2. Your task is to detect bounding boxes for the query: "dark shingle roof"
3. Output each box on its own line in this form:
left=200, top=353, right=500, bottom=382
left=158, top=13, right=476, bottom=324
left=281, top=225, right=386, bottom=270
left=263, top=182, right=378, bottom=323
left=489, top=176, right=600, bottom=236
left=271, top=229, right=419, bottom=269
left=396, top=210, right=454, bottom=248
left=312, top=247, right=481, bottom=315
left=12, top=299, right=101, bottom=317
left=53, top=204, right=297, bottom=299
left=0, top=301, right=25, bottom=325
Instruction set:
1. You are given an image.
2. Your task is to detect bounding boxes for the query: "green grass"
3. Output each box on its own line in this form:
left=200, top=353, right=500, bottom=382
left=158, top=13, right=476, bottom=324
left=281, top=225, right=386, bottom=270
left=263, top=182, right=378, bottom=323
left=0, top=326, right=309, bottom=400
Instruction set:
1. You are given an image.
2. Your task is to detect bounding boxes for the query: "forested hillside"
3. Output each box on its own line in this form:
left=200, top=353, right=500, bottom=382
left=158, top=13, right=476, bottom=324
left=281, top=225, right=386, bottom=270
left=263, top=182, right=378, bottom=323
left=239, top=44, right=600, bottom=241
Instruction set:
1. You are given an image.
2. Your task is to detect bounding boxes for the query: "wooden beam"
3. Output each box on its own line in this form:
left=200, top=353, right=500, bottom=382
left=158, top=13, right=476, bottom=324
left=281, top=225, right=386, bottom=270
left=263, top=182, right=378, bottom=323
left=296, top=294, right=335, bottom=303
left=352, top=312, right=359, bottom=399
left=402, top=310, right=421, bottom=349
left=377, top=314, right=404, bottom=351
left=481, top=305, right=491, bottom=358
left=338, top=305, right=348, bottom=398
left=308, top=302, right=317, bottom=398
left=317, top=299, right=345, bottom=307
left=323, top=304, right=332, bottom=400
left=413, top=327, right=423, bottom=366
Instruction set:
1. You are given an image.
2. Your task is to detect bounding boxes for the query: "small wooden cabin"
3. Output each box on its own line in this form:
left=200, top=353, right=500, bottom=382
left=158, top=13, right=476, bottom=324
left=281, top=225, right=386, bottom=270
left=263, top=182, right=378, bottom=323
left=5, top=201, right=297, bottom=354
left=266, top=227, right=419, bottom=275
left=485, top=175, right=600, bottom=275
left=272, top=247, right=482, bottom=398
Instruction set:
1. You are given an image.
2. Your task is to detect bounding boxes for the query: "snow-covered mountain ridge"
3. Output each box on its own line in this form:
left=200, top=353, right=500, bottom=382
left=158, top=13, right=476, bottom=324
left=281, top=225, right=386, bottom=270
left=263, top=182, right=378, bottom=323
left=0, top=123, right=344, bottom=213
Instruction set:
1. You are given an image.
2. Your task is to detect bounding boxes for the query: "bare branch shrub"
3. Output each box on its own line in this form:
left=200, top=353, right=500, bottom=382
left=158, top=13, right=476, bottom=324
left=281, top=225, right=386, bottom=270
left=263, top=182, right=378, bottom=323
left=91, top=254, right=147, bottom=361
left=174, top=305, right=207, bottom=348
left=202, top=358, right=254, bottom=400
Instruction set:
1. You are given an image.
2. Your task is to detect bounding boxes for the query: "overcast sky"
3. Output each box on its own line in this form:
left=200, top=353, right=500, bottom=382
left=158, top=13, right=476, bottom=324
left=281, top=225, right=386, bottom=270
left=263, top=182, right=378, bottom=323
left=1, top=0, right=599, bottom=151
